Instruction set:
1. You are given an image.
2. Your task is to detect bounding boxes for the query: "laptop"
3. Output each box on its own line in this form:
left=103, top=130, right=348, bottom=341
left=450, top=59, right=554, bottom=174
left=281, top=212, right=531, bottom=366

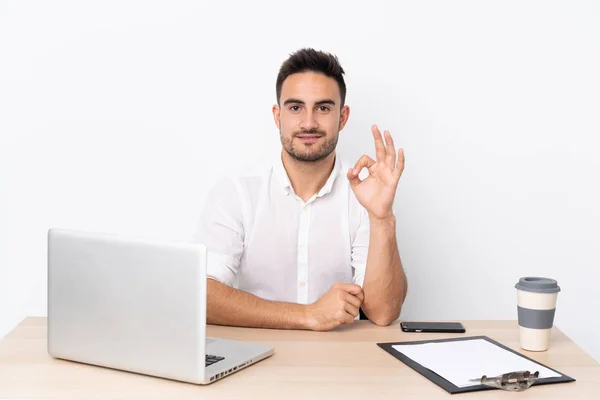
left=47, top=228, right=274, bottom=384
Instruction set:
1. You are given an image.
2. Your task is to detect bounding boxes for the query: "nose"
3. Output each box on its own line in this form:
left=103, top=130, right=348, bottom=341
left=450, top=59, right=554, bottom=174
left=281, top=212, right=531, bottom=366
left=300, top=110, right=318, bottom=131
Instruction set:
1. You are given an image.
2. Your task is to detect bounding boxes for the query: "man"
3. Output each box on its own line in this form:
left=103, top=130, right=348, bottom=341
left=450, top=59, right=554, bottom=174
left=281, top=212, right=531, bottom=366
left=196, top=48, right=407, bottom=331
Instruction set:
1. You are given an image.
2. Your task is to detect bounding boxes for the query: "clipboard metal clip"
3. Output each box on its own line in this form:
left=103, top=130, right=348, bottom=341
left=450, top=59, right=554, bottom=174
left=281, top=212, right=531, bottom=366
left=470, top=370, right=540, bottom=391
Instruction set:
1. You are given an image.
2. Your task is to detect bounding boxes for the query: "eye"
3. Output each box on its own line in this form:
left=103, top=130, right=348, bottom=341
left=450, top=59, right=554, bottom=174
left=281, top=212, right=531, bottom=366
left=289, top=105, right=301, bottom=112
left=317, top=105, right=330, bottom=112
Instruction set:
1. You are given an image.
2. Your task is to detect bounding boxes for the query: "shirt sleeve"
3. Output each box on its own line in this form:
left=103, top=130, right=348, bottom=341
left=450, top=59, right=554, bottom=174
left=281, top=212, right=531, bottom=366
left=351, top=205, right=370, bottom=287
left=193, top=177, right=245, bottom=287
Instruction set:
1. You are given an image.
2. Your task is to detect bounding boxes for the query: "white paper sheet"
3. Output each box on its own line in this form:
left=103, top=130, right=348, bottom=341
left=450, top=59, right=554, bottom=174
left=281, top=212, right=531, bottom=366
left=392, top=339, right=560, bottom=388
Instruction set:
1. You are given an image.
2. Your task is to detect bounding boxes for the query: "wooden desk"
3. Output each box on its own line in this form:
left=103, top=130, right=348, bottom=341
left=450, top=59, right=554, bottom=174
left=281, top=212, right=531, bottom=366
left=0, top=318, right=598, bottom=399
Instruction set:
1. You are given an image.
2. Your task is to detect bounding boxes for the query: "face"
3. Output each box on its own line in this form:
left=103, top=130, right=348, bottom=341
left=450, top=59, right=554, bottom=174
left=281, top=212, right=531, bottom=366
left=273, top=72, right=349, bottom=162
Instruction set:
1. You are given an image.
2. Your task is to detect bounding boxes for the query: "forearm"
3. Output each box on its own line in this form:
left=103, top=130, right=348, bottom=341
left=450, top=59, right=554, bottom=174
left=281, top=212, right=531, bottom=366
left=361, top=215, right=407, bottom=325
left=207, top=279, right=308, bottom=329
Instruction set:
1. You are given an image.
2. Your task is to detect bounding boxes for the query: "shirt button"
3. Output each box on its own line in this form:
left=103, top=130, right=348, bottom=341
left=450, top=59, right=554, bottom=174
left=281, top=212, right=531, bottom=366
left=299, top=281, right=306, bottom=287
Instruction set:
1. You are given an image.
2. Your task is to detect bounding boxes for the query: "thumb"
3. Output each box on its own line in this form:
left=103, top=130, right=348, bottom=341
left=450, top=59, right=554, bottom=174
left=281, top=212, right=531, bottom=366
left=347, top=168, right=361, bottom=188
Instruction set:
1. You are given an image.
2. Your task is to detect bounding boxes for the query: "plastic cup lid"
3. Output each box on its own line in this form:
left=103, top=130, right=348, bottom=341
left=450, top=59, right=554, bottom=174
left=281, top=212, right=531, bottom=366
left=515, top=277, right=561, bottom=293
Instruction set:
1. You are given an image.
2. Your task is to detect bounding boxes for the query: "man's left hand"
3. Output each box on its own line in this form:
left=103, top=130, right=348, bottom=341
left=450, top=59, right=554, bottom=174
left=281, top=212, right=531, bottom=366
left=346, top=125, right=405, bottom=220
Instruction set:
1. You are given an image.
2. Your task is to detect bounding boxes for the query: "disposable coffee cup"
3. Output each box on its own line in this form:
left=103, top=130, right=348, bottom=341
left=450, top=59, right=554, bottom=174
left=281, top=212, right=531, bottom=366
left=515, top=277, right=560, bottom=351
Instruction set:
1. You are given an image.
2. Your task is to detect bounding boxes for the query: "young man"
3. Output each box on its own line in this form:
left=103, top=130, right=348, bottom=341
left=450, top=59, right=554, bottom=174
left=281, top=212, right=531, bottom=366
left=196, top=48, right=407, bottom=331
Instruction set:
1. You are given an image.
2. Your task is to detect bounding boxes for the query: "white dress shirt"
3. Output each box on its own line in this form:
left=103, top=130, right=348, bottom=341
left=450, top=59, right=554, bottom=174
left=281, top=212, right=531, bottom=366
left=194, top=154, right=370, bottom=305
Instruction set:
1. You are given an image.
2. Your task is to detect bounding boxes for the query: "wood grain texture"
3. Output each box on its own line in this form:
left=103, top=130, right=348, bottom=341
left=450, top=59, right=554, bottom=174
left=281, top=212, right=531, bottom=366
left=0, top=318, right=598, bottom=399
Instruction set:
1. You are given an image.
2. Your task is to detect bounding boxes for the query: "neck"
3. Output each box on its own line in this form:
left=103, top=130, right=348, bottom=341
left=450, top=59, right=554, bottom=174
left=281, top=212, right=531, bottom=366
left=281, top=150, right=336, bottom=202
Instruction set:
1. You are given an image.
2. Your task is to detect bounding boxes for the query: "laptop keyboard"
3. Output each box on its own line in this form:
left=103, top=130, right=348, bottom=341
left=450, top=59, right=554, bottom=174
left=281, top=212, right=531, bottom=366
left=205, top=354, right=225, bottom=367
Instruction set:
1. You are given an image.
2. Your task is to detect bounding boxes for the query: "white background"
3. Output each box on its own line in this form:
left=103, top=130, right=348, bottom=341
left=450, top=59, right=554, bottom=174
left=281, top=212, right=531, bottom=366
left=1, top=1, right=599, bottom=362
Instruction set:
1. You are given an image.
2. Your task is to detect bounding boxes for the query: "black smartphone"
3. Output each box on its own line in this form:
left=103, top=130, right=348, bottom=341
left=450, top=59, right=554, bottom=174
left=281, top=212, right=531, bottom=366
left=400, top=321, right=466, bottom=333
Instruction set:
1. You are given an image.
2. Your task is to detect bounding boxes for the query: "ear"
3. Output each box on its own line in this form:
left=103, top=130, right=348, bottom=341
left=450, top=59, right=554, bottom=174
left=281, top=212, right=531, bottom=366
left=339, top=105, right=350, bottom=131
left=272, top=104, right=281, bottom=129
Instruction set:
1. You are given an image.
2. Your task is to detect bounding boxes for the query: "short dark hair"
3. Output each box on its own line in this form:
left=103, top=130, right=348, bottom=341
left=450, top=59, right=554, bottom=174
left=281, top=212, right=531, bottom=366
left=276, top=48, right=346, bottom=107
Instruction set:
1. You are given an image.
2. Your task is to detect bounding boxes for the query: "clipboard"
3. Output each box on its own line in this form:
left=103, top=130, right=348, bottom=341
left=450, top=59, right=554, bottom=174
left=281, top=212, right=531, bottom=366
left=377, top=336, right=575, bottom=394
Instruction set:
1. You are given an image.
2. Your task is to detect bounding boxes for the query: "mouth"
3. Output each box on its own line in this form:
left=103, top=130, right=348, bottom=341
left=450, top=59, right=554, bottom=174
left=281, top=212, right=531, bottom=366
left=296, top=134, right=323, bottom=143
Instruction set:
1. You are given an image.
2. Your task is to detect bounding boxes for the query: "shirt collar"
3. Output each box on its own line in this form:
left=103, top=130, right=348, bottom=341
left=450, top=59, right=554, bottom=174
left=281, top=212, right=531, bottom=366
left=273, top=153, right=342, bottom=198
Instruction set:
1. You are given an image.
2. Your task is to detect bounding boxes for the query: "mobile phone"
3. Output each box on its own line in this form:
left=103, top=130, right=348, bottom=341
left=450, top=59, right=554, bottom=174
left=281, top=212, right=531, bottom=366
left=400, top=321, right=466, bottom=333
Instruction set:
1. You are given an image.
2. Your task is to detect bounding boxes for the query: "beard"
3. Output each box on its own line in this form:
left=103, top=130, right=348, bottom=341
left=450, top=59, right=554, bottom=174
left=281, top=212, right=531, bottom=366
left=280, top=129, right=338, bottom=162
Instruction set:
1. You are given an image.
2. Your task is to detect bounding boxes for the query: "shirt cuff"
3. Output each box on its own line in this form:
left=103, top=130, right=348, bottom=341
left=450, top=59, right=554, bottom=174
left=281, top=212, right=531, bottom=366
left=206, top=251, right=238, bottom=287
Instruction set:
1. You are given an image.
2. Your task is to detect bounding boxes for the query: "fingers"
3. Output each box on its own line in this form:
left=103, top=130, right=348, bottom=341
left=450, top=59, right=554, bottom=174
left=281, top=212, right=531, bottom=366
left=347, top=155, right=376, bottom=188
left=322, top=283, right=365, bottom=328
left=343, top=312, right=356, bottom=324
left=344, top=292, right=363, bottom=309
left=393, top=148, right=405, bottom=181
left=352, top=154, right=376, bottom=175
left=372, top=125, right=403, bottom=176
left=333, top=282, right=364, bottom=298
left=353, top=287, right=365, bottom=303
left=344, top=300, right=360, bottom=317
left=334, top=283, right=365, bottom=307
left=331, top=283, right=365, bottom=326
left=384, top=130, right=396, bottom=170
left=346, top=167, right=360, bottom=188
left=372, top=125, right=386, bottom=163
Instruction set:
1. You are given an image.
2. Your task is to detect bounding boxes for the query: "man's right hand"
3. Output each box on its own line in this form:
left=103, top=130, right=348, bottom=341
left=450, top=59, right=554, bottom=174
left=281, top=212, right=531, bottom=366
left=304, top=283, right=365, bottom=331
